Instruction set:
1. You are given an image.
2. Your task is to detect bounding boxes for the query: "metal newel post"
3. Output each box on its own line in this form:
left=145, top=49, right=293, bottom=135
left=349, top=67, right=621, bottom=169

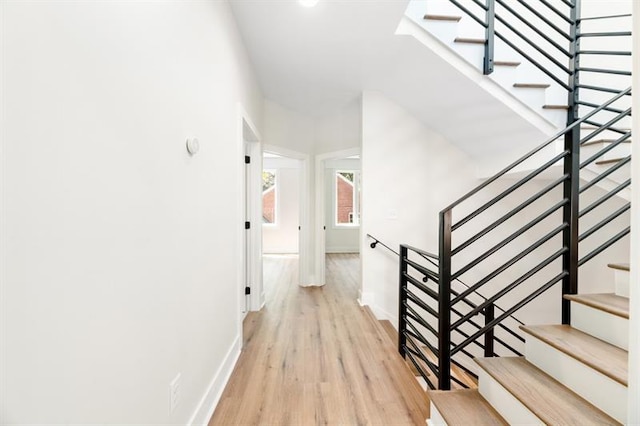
left=484, top=303, right=495, bottom=357
left=562, top=0, right=581, bottom=325
left=398, top=245, right=408, bottom=358
left=484, top=0, right=496, bottom=74
left=438, top=210, right=452, bottom=390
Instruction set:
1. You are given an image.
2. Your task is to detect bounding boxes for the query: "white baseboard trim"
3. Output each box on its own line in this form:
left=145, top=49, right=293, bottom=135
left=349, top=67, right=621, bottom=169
left=326, top=247, right=360, bottom=254
left=188, top=335, right=242, bottom=426
left=370, top=304, right=398, bottom=326
left=358, top=291, right=376, bottom=307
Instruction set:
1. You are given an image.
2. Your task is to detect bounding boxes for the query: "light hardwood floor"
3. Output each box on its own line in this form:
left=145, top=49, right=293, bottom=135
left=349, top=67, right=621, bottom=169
left=209, top=253, right=430, bottom=425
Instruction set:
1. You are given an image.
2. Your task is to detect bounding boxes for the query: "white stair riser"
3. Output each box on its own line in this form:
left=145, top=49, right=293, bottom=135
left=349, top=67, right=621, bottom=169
left=571, top=301, right=628, bottom=350
left=525, top=335, right=627, bottom=423
left=427, top=402, right=447, bottom=426
left=614, top=269, right=630, bottom=298
left=477, top=369, right=544, bottom=425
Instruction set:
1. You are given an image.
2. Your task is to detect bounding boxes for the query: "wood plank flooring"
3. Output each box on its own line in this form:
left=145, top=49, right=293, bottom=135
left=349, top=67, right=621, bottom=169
left=209, top=254, right=430, bottom=425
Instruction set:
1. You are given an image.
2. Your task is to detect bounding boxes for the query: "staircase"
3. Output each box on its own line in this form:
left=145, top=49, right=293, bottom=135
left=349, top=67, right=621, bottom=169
left=391, top=0, right=633, bottom=424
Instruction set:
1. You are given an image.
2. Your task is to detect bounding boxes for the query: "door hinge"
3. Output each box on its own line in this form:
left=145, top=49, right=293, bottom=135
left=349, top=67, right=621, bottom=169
left=245, top=221, right=251, bottom=230
left=245, top=155, right=251, bottom=164
left=245, top=286, right=251, bottom=295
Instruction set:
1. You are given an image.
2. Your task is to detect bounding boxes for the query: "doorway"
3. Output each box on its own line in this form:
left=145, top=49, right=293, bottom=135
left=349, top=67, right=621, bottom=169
left=314, top=148, right=361, bottom=286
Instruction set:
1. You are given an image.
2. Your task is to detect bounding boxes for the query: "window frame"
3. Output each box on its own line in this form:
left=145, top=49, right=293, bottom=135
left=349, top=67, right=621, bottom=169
left=262, top=169, right=278, bottom=226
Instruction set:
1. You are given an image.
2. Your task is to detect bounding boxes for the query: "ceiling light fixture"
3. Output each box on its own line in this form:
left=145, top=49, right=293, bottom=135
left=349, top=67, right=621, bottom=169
left=299, top=0, right=319, bottom=7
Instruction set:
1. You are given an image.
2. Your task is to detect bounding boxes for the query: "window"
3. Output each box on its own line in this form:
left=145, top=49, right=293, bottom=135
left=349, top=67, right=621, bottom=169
left=335, top=170, right=360, bottom=226
left=262, top=169, right=277, bottom=224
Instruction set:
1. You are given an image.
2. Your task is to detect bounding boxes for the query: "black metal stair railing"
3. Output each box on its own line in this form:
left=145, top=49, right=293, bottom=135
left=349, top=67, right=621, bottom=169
left=436, top=86, right=631, bottom=389
left=382, top=0, right=634, bottom=392
left=368, top=234, right=526, bottom=389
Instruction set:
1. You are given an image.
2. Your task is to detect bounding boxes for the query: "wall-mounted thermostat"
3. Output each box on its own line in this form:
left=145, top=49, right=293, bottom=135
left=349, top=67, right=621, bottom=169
left=186, top=138, right=200, bottom=156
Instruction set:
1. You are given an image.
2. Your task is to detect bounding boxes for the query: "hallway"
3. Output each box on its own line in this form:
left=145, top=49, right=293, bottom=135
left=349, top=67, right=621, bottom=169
left=209, top=254, right=430, bottom=425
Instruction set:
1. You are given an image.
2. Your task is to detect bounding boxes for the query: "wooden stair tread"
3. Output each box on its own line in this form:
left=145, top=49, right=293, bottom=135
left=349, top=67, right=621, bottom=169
left=454, top=37, right=485, bottom=44
left=543, top=104, right=570, bottom=110
left=582, top=138, right=631, bottom=147
left=429, top=389, right=507, bottom=425
left=520, top=324, right=628, bottom=386
left=476, top=357, right=621, bottom=425
left=513, top=83, right=551, bottom=88
left=564, top=293, right=629, bottom=318
left=494, top=60, right=521, bottom=67
left=596, top=157, right=628, bottom=165
left=424, top=14, right=462, bottom=22
left=608, top=262, right=630, bottom=271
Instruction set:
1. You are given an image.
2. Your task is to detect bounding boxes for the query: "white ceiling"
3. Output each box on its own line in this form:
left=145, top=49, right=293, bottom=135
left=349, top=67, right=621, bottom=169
left=229, top=0, right=410, bottom=116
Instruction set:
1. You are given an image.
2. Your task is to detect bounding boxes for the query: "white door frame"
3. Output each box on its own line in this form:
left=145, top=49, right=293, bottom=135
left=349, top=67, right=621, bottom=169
left=237, top=105, right=263, bottom=333
left=263, top=144, right=312, bottom=286
left=314, top=147, right=361, bottom=286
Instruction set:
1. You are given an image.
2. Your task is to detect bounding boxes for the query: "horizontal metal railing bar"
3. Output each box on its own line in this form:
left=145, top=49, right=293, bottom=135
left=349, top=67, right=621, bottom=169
left=403, top=244, right=438, bottom=259
left=451, top=271, right=568, bottom=356
left=453, top=175, right=568, bottom=256
left=579, top=31, right=632, bottom=37
left=493, top=334, right=524, bottom=355
left=440, top=87, right=632, bottom=213
left=404, top=345, right=436, bottom=389
left=495, top=0, right=572, bottom=58
left=451, top=375, right=470, bottom=389
left=580, top=110, right=632, bottom=146
left=577, top=84, right=632, bottom=95
left=513, top=0, right=573, bottom=38
left=405, top=257, right=439, bottom=281
left=579, top=203, right=631, bottom=242
left=494, top=26, right=572, bottom=75
left=539, top=0, right=574, bottom=24
left=577, top=100, right=627, bottom=115
left=406, top=320, right=436, bottom=353
left=577, top=50, right=632, bottom=56
left=579, top=13, right=632, bottom=21
left=366, top=234, right=399, bottom=256
left=451, top=247, right=567, bottom=329
left=406, top=306, right=438, bottom=338
left=451, top=357, right=479, bottom=380
left=582, top=120, right=630, bottom=136
left=449, top=0, right=488, bottom=27
left=454, top=223, right=568, bottom=297
left=579, top=227, right=630, bottom=266
left=452, top=198, right=568, bottom=280
left=404, top=344, right=437, bottom=381
left=419, top=253, right=527, bottom=329
left=405, top=271, right=438, bottom=300
left=404, top=258, right=438, bottom=283
left=406, top=290, right=439, bottom=318
left=493, top=32, right=571, bottom=89
left=406, top=324, right=440, bottom=360
left=579, top=179, right=631, bottom=218
left=580, top=156, right=631, bottom=193
left=580, top=132, right=632, bottom=168
left=578, top=67, right=632, bottom=76
left=453, top=150, right=569, bottom=231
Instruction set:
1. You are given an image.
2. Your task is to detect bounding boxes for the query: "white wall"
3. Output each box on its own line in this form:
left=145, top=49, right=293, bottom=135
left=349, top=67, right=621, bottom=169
left=361, top=91, right=478, bottom=320
left=1, top=1, right=262, bottom=424
left=262, top=159, right=300, bottom=254
left=324, top=158, right=360, bottom=253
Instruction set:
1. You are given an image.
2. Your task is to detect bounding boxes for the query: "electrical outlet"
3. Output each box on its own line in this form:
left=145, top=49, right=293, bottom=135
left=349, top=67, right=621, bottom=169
left=169, top=373, right=181, bottom=414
